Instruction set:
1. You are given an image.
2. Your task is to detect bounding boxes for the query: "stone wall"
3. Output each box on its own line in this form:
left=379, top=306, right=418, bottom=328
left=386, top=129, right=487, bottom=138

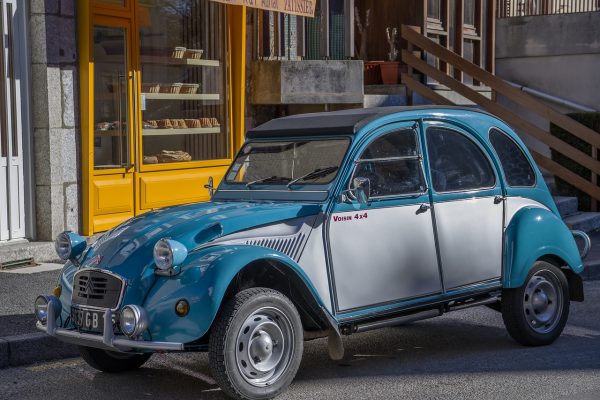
left=29, top=0, right=80, bottom=240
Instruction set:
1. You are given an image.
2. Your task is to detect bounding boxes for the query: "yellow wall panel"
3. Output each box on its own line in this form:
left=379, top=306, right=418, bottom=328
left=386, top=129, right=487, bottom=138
left=138, top=167, right=228, bottom=211
left=93, top=175, right=134, bottom=215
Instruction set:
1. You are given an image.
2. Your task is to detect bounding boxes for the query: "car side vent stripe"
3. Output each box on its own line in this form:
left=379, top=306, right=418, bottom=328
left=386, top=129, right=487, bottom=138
left=245, top=233, right=308, bottom=262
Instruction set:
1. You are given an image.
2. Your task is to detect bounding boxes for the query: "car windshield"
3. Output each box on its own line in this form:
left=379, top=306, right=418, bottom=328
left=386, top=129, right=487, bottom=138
left=225, top=139, right=350, bottom=187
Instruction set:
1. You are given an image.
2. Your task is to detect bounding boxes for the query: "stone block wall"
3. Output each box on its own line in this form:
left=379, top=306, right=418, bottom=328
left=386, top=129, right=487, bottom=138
left=29, top=0, right=80, bottom=240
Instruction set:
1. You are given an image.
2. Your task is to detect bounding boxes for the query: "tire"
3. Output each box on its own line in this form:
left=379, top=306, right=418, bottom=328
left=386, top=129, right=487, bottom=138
left=79, top=346, right=152, bottom=373
left=501, top=261, right=570, bottom=346
left=209, top=288, right=304, bottom=400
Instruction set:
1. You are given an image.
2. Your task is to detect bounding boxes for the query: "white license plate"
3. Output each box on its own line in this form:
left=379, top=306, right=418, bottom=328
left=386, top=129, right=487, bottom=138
left=71, top=308, right=104, bottom=333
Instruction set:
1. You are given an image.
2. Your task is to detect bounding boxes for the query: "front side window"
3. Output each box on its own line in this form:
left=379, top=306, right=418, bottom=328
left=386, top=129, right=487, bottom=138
left=489, top=128, right=536, bottom=187
left=426, top=127, right=496, bottom=192
left=353, top=129, right=426, bottom=198
left=226, top=139, right=350, bottom=186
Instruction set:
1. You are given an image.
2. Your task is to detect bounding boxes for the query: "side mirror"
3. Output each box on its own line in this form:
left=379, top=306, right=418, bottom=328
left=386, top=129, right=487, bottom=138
left=352, top=177, right=371, bottom=204
left=204, top=176, right=214, bottom=199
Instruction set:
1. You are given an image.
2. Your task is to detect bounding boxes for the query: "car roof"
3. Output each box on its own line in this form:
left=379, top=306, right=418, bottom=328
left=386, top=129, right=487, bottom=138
left=245, top=106, right=497, bottom=139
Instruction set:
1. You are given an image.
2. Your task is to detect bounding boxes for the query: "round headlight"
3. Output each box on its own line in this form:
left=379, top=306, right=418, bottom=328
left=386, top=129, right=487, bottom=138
left=153, top=239, right=188, bottom=271
left=55, top=232, right=72, bottom=260
left=120, top=305, right=148, bottom=338
left=34, top=295, right=61, bottom=324
left=34, top=296, right=49, bottom=323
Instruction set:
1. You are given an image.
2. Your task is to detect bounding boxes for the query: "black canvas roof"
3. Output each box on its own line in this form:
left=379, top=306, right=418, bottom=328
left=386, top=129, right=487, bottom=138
left=246, top=105, right=489, bottom=139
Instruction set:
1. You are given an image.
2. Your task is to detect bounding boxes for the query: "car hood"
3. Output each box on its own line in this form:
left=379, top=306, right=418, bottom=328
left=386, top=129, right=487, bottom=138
left=76, top=201, right=321, bottom=305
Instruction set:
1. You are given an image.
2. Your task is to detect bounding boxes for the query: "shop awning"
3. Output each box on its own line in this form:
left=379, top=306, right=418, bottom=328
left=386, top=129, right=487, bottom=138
left=210, top=0, right=316, bottom=17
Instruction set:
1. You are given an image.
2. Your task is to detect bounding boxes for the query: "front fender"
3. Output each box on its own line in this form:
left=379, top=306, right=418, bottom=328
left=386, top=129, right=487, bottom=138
left=142, top=245, right=327, bottom=344
left=504, top=206, right=583, bottom=288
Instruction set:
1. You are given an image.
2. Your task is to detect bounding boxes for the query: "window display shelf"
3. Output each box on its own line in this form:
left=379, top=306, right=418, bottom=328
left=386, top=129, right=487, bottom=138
left=142, top=93, right=220, bottom=101
left=142, top=127, right=221, bottom=136
left=141, top=56, right=220, bottom=67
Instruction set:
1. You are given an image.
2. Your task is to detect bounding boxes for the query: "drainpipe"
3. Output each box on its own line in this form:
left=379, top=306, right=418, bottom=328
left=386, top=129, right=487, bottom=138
left=506, top=81, right=597, bottom=113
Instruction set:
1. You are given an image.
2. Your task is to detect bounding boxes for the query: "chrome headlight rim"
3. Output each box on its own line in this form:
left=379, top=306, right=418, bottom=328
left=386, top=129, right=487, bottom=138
left=153, top=238, right=188, bottom=271
left=54, top=232, right=72, bottom=261
left=34, top=295, right=61, bottom=324
left=120, top=305, right=148, bottom=338
left=54, top=231, right=87, bottom=261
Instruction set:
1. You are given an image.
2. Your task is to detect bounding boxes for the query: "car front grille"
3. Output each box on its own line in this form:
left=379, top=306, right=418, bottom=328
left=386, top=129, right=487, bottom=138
left=72, top=269, right=124, bottom=309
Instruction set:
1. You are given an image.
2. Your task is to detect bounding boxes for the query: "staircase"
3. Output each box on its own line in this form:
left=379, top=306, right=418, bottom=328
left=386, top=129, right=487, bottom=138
left=554, top=196, right=600, bottom=233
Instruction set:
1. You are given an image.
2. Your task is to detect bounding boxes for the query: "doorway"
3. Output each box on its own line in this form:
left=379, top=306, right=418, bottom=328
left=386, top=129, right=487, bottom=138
left=0, top=0, right=26, bottom=241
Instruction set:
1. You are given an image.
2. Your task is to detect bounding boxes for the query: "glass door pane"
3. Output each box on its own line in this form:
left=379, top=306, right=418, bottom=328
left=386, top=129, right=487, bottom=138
left=93, top=25, right=130, bottom=169
left=137, top=0, right=229, bottom=166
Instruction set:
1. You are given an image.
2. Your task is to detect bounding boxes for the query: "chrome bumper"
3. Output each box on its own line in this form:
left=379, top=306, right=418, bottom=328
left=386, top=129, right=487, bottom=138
left=37, top=301, right=184, bottom=352
left=572, top=230, right=591, bottom=259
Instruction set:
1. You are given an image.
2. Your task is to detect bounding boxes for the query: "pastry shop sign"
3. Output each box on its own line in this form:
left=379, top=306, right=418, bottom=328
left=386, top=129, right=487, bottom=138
left=210, top=0, right=316, bottom=17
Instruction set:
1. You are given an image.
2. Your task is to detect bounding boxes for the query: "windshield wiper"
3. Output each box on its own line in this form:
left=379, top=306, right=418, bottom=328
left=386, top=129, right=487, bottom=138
left=286, top=166, right=339, bottom=189
left=246, top=176, right=291, bottom=188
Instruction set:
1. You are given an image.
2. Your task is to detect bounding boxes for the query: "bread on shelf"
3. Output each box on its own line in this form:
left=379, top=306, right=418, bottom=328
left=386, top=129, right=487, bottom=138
left=143, top=155, right=158, bottom=164
left=157, top=150, right=192, bottom=163
left=172, top=47, right=186, bottom=58
left=184, top=119, right=201, bottom=128
left=142, top=83, right=161, bottom=93
left=159, top=83, right=182, bottom=94
left=180, top=83, right=200, bottom=94
left=157, top=119, right=173, bottom=129
left=184, top=49, right=203, bottom=59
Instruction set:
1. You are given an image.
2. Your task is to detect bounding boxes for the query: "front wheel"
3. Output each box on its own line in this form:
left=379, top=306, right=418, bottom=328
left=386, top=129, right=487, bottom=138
left=501, top=261, right=569, bottom=346
left=209, top=288, right=304, bottom=400
left=79, top=346, right=152, bottom=372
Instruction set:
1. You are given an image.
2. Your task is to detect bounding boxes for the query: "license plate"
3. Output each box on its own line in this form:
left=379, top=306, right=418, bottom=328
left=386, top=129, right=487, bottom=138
left=71, top=308, right=104, bottom=333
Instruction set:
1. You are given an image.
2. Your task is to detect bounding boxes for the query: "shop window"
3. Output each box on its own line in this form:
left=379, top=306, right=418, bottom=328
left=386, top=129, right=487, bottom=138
left=257, top=0, right=350, bottom=61
left=137, top=0, right=228, bottom=165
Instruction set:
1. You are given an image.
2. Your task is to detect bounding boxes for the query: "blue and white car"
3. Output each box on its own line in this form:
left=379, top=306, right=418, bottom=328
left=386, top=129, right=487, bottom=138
left=35, top=106, right=589, bottom=399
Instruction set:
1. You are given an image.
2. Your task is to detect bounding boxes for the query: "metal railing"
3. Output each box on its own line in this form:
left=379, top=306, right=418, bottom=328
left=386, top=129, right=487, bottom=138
left=498, top=0, right=600, bottom=17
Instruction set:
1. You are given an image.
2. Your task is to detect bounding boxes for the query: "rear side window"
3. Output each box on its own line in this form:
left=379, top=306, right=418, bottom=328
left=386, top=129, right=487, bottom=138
left=489, top=128, right=536, bottom=187
left=426, top=127, right=496, bottom=192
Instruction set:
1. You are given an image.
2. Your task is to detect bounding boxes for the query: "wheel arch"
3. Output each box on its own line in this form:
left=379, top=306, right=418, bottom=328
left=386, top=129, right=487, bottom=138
left=504, top=206, right=583, bottom=290
left=219, top=258, right=334, bottom=332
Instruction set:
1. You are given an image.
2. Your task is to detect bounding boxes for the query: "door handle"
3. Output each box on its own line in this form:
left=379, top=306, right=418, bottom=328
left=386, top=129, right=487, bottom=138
left=417, top=203, right=430, bottom=214
left=494, top=195, right=505, bottom=204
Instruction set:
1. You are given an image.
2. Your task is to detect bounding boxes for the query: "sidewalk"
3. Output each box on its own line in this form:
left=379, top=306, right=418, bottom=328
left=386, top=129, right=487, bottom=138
left=0, top=264, right=78, bottom=368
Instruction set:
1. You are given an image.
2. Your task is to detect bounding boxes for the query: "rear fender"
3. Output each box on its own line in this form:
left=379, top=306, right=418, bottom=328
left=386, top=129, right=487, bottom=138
left=504, top=206, right=583, bottom=289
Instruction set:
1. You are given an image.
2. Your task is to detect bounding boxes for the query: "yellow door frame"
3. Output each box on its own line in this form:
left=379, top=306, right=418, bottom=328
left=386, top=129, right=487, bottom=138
left=79, top=1, right=247, bottom=236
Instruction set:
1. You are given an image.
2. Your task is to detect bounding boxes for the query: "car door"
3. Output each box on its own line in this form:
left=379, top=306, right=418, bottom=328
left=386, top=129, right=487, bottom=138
left=328, top=123, right=443, bottom=312
left=424, top=123, right=504, bottom=290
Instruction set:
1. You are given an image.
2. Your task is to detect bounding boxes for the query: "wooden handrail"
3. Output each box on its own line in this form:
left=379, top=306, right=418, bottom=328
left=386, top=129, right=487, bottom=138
left=401, top=73, right=454, bottom=106
left=401, top=24, right=600, bottom=204
left=402, top=50, right=600, bottom=174
left=401, top=25, right=600, bottom=148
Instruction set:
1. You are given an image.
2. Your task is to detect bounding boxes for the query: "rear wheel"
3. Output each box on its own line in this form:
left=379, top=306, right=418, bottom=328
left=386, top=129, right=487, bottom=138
left=209, top=288, right=304, bottom=400
left=501, top=261, right=569, bottom=346
left=79, top=346, right=152, bottom=372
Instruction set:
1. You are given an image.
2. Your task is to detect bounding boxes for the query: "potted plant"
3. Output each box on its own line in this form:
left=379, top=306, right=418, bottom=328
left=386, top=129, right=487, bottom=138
left=380, top=27, right=401, bottom=85
left=356, top=8, right=383, bottom=85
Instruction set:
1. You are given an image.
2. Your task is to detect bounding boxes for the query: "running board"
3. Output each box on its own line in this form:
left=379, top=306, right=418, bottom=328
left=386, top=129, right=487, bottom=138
left=345, top=294, right=501, bottom=335
left=353, top=308, right=443, bottom=334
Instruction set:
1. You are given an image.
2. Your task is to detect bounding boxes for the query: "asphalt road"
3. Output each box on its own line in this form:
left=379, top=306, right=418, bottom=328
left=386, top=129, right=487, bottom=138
left=1, top=282, right=599, bottom=400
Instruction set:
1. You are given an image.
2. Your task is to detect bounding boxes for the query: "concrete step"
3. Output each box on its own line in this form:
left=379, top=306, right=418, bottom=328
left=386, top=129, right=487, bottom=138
left=554, top=196, right=579, bottom=218
left=563, top=212, right=600, bottom=233
left=0, top=240, right=59, bottom=264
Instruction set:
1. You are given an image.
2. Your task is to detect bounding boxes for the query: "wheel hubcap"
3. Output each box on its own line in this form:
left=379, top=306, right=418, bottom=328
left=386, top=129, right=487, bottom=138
left=523, top=271, right=563, bottom=334
left=235, top=307, right=294, bottom=387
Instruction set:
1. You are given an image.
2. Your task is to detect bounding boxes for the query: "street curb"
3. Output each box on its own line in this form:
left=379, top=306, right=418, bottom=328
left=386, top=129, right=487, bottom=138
left=0, top=332, right=78, bottom=369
